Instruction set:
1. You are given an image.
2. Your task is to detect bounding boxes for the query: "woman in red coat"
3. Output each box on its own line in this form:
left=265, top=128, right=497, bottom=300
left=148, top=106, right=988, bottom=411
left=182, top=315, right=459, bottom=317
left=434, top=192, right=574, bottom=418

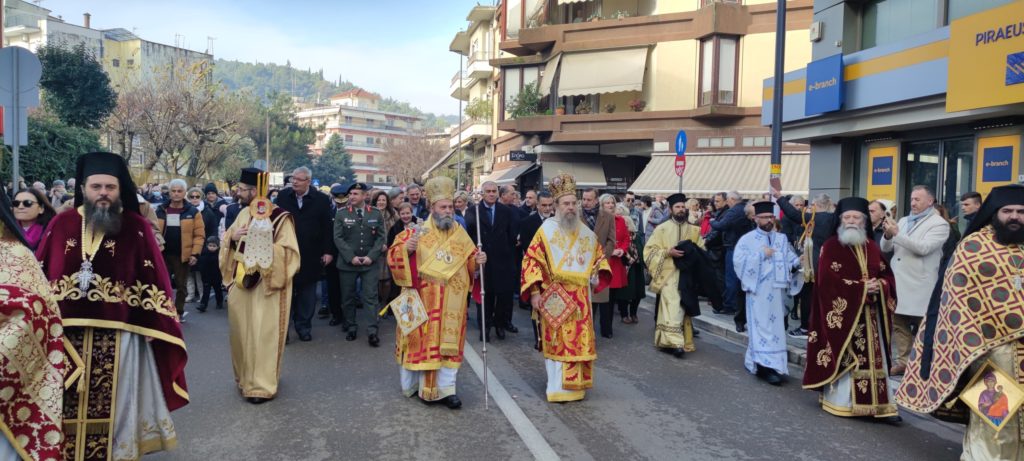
left=599, top=194, right=630, bottom=338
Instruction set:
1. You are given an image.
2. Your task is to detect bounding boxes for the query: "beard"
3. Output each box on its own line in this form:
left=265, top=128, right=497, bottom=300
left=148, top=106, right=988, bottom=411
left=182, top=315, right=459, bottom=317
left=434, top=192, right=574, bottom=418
left=432, top=212, right=454, bottom=231
left=557, top=209, right=579, bottom=232
left=85, top=197, right=123, bottom=235
left=757, top=221, right=774, bottom=232
left=992, top=217, right=1024, bottom=245
left=838, top=226, right=867, bottom=247
left=671, top=210, right=688, bottom=223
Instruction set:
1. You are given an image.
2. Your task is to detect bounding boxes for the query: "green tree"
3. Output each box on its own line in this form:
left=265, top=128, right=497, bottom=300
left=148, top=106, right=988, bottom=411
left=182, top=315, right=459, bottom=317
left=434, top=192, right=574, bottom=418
left=37, top=42, right=118, bottom=128
left=1, top=114, right=102, bottom=185
left=244, top=92, right=318, bottom=172
left=314, top=134, right=354, bottom=184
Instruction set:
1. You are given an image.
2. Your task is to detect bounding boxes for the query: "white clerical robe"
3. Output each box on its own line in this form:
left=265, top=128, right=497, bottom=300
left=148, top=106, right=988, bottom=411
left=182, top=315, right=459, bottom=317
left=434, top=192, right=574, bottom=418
left=733, top=228, right=801, bottom=375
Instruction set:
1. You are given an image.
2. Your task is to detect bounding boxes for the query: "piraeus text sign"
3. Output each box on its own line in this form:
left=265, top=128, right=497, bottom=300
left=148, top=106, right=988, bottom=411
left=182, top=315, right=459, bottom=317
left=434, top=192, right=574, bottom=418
left=948, top=2, right=1024, bottom=112
left=804, top=54, right=844, bottom=116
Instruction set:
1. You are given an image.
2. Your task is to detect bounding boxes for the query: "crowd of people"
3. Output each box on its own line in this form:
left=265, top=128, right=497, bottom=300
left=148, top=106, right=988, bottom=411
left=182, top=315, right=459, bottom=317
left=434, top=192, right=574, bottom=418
left=4, top=150, right=1024, bottom=459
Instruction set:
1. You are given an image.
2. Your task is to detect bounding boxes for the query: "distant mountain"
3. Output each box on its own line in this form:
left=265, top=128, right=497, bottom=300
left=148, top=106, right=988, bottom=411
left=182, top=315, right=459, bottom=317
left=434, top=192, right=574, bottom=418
left=214, top=59, right=456, bottom=129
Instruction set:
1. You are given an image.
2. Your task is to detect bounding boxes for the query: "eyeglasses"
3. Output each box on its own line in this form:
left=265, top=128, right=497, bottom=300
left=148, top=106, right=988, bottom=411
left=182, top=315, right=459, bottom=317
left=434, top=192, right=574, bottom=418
left=11, top=200, right=37, bottom=208
left=188, top=195, right=201, bottom=199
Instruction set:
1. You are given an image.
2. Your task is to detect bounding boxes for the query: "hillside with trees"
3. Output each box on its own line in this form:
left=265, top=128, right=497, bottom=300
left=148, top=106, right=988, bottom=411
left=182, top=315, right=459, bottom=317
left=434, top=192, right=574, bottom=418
left=214, top=59, right=456, bottom=129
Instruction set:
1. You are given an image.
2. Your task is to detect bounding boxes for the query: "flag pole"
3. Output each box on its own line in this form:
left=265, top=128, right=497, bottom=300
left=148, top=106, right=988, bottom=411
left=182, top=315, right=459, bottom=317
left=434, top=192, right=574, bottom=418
left=475, top=202, right=489, bottom=410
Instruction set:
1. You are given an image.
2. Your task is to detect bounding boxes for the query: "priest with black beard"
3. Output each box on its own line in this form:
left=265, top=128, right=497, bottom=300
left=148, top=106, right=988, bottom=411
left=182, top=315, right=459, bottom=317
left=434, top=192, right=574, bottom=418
left=36, top=152, right=188, bottom=460
left=897, top=185, right=1024, bottom=458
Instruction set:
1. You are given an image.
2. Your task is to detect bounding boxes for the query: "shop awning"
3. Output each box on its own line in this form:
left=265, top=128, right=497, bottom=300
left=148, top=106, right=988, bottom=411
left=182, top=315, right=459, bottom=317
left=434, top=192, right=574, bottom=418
left=481, top=162, right=537, bottom=186
left=557, top=0, right=595, bottom=3
left=541, top=161, right=607, bottom=187
left=540, top=54, right=561, bottom=97
left=421, top=147, right=459, bottom=181
left=559, top=47, right=648, bottom=97
left=629, top=153, right=810, bottom=199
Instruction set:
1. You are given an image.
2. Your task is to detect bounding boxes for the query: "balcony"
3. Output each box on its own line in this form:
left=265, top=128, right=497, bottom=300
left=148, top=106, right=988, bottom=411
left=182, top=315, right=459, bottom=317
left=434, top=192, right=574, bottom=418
left=449, top=71, right=472, bottom=100
left=497, top=107, right=759, bottom=143
left=465, top=51, right=494, bottom=80
left=449, top=118, right=493, bottom=149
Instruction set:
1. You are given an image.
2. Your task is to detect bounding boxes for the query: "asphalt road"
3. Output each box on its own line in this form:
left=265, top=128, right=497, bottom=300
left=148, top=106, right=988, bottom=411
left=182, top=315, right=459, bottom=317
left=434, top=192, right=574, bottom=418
left=151, top=297, right=964, bottom=461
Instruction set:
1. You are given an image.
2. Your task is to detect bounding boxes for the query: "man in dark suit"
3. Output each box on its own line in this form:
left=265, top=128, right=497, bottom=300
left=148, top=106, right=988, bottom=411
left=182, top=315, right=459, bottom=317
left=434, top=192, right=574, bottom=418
left=466, top=181, right=518, bottom=341
left=275, top=167, right=335, bottom=342
left=518, top=190, right=554, bottom=348
left=580, top=188, right=617, bottom=338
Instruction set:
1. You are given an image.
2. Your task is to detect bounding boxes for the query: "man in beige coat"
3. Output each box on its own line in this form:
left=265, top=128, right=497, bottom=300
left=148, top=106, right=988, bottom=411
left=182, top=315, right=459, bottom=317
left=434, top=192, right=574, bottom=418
left=880, top=185, right=949, bottom=375
left=579, top=188, right=617, bottom=337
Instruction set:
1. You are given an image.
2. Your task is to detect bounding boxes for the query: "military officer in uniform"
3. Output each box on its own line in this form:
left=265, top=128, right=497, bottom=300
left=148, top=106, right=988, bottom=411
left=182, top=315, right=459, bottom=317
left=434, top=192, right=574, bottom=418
left=334, top=182, right=386, bottom=347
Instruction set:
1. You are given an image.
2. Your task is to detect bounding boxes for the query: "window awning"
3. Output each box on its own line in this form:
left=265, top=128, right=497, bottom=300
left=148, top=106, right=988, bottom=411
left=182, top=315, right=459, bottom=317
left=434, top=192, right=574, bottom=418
left=629, top=153, right=810, bottom=199
left=421, top=147, right=459, bottom=181
left=557, top=0, right=595, bottom=3
left=540, top=54, right=561, bottom=98
left=559, top=47, right=648, bottom=97
left=541, top=161, right=607, bottom=187
left=481, top=162, right=538, bottom=186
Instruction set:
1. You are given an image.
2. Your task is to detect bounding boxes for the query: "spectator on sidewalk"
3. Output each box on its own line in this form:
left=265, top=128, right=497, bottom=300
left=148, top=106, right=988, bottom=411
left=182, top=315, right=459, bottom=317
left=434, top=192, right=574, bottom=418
left=709, top=191, right=751, bottom=317
left=880, top=185, right=949, bottom=376
left=598, top=194, right=630, bottom=339
left=156, top=178, right=206, bottom=318
left=614, top=203, right=647, bottom=325
left=774, top=190, right=834, bottom=339
left=958, top=191, right=981, bottom=234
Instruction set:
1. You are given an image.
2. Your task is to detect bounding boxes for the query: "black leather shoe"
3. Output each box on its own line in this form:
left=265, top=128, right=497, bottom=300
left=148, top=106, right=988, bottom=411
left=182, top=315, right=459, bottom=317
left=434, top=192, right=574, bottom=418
left=506, top=324, right=519, bottom=333
left=692, top=329, right=700, bottom=337
left=329, top=318, right=343, bottom=326
left=494, top=328, right=506, bottom=340
left=247, top=397, right=269, bottom=404
left=368, top=334, right=380, bottom=347
left=660, top=347, right=685, bottom=358
left=601, top=333, right=613, bottom=339
left=197, top=305, right=208, bottom=313
left=317, top=307, right=330, bottom=319
left=443, top=395, right=462, bottom=409
left=881, top=415, right=903, bottom=425
left=761, top=368, right=783, bottom=386
left=735, top=323, right=746, bottom=333
left=346, top=331, right=357, bottom=341
left=299, top=333, right=312, bottom=342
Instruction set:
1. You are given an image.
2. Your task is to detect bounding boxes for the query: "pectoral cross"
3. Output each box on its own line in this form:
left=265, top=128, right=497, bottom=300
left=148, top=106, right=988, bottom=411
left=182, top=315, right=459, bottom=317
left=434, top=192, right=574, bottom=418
left=78, top=261, right=95, bottom=291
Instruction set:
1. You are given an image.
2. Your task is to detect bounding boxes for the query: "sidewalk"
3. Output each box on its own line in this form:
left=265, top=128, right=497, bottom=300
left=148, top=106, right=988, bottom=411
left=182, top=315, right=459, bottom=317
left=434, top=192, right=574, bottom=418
left=640, top=292, right=808, bottom=368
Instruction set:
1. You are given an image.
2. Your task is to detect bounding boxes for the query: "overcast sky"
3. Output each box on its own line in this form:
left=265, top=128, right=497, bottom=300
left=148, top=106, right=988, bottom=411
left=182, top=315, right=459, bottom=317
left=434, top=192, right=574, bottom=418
left=39, top=0, right=488, bottom=115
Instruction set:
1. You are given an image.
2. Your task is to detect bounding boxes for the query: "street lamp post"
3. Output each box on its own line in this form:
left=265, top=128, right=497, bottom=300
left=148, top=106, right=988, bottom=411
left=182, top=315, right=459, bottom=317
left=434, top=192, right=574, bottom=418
left=769, top=0, right=786, bottom=193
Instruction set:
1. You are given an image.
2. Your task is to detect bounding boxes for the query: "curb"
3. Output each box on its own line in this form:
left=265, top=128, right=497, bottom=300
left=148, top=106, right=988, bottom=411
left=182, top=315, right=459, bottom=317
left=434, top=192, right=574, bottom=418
left=641, top=292, right=808, bottom=368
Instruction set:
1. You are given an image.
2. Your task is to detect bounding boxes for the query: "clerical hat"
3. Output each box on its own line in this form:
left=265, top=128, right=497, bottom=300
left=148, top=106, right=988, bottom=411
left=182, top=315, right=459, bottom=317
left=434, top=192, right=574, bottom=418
left=965, top=184, right=1024, bottom=238
left=73, top=152, right=141, bottom=214
left=752, top=201, right=775, bottom=216
left=666, top=193, right=687, bottom=207
left=830, top=196, right=873, bottom=240
left=239, top=167, right=262, bottom=186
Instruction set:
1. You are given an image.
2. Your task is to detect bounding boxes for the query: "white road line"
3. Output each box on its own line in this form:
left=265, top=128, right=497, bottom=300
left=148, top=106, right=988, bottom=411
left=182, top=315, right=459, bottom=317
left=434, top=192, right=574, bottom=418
left=462, top=342, right=561, bottom=461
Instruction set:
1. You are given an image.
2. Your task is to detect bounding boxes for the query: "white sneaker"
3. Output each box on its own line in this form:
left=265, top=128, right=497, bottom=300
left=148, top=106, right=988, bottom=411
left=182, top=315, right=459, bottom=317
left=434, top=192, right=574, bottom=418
left=180, top=311, right=189, bottom=323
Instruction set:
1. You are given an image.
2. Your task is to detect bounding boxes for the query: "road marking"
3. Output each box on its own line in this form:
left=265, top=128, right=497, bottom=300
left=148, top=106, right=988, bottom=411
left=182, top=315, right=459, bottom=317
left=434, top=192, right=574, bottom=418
left=463, top=342, right=560, bottom=461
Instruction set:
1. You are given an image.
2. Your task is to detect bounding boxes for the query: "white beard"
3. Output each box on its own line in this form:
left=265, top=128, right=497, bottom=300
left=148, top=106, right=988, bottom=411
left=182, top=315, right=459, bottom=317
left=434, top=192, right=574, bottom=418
left=838, top=227, right=867, bottom=247
left=557, top=212, right=579, bottom=232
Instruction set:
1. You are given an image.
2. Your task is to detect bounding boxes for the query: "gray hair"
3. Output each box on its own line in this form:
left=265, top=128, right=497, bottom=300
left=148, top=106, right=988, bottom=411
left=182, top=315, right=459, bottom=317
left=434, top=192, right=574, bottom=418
left=599, top=193, right=617, bottom=205
left=291, top=166, right=312, bottom=178
left=168, top=179, right=188, bottom=190
left=480, top=181, right=497, bottom=190
left=911, top=184, right=935, bottom=200
left=814, top=193, right=833, bottom=211
left=454, top=190, right=470, bottom=203
left=726, top=191, right=742, bottom=201
left=406, top=184, right=422, bottom=192
left=187, top=187, right=203, bottom=196
left=790, top=194, right=806, bottom=206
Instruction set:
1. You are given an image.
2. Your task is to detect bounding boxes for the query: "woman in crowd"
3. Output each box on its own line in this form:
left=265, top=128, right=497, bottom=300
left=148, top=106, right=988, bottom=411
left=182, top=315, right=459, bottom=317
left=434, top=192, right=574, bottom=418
left=374, top=189, right=399, bottom=307
left=613, top=203, right=646, bottom=324
left=388, top=202, right=416, bottom=248
left=454, top=191, right=471, bottom=218
left=11, top=188, right=56, bottom=250
left=686, top=198, right=703, bottom=226
left=599, top=194, right=629, bottom=338
left=184, top=187, right=217, bottom=303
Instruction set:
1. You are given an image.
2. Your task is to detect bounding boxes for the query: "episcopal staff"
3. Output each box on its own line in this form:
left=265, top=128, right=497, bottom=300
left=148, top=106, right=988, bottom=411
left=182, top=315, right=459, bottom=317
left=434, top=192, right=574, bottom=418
left=220, top=168, right=300, bottom=404
left=36, top=152, right=189, bottom=459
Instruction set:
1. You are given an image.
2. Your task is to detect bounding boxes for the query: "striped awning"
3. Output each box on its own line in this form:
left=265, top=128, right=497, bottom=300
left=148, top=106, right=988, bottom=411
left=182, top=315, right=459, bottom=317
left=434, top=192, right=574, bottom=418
left=629, top=153, right=810, bottom=199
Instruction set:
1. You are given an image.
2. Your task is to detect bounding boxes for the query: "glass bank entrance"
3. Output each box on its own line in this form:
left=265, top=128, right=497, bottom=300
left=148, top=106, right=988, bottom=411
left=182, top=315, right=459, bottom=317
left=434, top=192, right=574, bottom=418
left=902, top=138, right=974, bottom=220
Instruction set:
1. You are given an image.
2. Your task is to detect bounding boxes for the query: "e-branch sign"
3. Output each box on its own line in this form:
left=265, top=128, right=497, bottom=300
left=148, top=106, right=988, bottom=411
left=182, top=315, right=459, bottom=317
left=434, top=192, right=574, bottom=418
left=804, top=53, right=844, bottom=116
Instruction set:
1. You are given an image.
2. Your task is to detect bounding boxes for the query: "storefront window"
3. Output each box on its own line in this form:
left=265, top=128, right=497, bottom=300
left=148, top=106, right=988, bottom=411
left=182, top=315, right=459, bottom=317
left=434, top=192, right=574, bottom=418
left=946, top=0, right=1014, bottom=22
left=901, top=138, right=974, bottom=219
left=862, top=0, right=941, bottom=50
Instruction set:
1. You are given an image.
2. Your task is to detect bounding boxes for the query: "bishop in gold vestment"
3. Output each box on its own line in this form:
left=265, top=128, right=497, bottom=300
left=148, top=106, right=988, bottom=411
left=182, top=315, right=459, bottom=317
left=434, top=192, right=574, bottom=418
left=387, top=177, right=483, bottom=409
left=220, top=168, right=300, bottom=404
left=522, top=173, right=611, bottom=403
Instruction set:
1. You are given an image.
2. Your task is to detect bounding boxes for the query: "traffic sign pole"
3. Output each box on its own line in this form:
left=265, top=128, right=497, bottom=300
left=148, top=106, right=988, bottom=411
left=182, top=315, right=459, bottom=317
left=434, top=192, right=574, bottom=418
left=674, top=130, right=687, bottom=194
left=11, top=49, right=19, bottom=189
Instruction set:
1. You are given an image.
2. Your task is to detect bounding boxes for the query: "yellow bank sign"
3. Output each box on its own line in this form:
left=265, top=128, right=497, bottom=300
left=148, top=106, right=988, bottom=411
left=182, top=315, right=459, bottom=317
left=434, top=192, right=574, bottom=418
left=948, top=2, right=1024, bottom=112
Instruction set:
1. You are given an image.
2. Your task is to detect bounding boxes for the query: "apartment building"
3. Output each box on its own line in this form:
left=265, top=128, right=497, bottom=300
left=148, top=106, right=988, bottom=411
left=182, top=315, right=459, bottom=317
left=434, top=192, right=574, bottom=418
left=767, top=0, right=1024, bottom=223
left=3, top=1, right=212, bottom=89
left=295, top=89, right=423, bottom=188
left=484, top=0, right=813, bottom=198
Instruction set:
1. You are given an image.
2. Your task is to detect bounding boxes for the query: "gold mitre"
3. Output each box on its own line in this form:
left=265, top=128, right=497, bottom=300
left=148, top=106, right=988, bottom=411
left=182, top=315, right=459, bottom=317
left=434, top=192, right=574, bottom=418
left=424, top=176, right=455, bottom=203
left=548, top=172, right=576, bottom=200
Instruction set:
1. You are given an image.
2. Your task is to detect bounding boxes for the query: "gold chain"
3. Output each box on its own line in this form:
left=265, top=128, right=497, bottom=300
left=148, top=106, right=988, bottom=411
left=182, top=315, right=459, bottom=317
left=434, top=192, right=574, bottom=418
left=78, top=207, right=105, bottom=264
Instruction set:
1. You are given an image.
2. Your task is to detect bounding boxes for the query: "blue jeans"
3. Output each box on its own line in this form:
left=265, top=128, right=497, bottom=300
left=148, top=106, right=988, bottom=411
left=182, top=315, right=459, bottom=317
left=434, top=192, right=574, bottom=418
left=723, top=247, right=738, bottom=312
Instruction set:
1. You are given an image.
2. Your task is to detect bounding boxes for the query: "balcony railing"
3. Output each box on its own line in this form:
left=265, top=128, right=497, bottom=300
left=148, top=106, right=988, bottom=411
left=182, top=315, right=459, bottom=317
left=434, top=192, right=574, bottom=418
left=451, top=70, right=467, bottom=86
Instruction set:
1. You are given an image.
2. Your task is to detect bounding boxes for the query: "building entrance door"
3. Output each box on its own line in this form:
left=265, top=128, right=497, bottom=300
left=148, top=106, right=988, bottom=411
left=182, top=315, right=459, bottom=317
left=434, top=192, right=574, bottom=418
left=901, top=138, right=974, bottom=221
